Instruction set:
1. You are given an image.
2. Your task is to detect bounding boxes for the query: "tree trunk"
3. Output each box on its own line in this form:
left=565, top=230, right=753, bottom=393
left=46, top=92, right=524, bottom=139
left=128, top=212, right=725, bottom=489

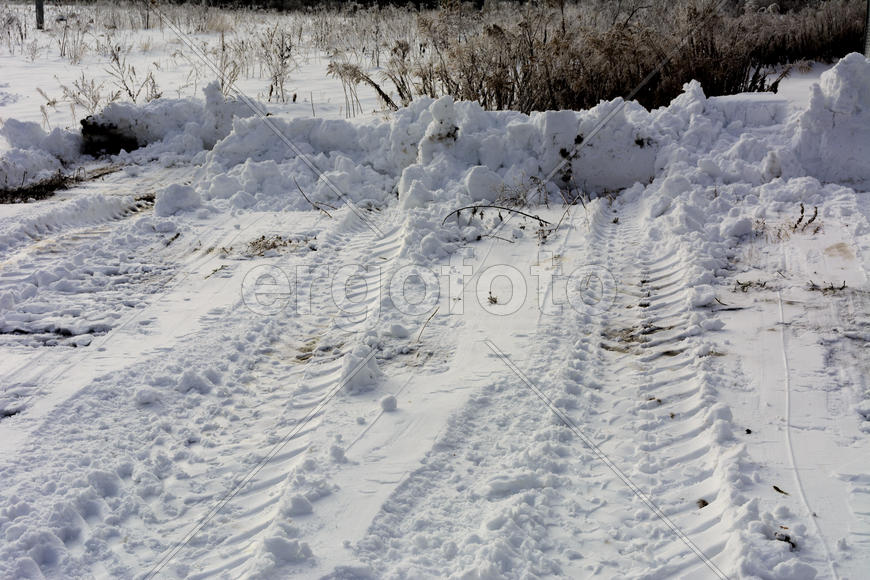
left=36, top=0, right=44, bottom=30
left=864, top=0, right=870, bottom=58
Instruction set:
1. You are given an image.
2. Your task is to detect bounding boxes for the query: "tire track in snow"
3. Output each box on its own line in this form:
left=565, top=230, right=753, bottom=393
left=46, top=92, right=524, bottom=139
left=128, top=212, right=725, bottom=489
left=0, top=187, right=275, bottom=441
left=350, top=197, right=734, bottom=578
left=776, top=290, right=838, bottom=580
left=170, top=210, right=409, bottom=578
left=345, top=206, right=610, bottom=578
left=576, top=197, right=751, bottom=578
left=0, top=196, right=358, bottom=578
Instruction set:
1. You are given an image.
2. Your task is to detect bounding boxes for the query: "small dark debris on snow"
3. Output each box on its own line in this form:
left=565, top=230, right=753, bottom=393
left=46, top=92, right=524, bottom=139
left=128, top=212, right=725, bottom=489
left=745, top=428, right=752, bottom=434
left=696, top=499, right=709, bottom=509
left=246, top=234, right=314, bottom=256
left=1, top=407, right=23, bottom=419
left=205, top=265, right=228, bottom=279
left=639, top=324, right=667, bottom=335
left=773, top=485, right=789, bottom=495
left=774, top=531, right=796, bottom=550
left=808, top=280, right=847, bottom=294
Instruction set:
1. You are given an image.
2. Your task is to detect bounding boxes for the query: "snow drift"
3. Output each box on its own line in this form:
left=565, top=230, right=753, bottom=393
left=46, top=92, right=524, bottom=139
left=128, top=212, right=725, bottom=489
left=793, top=52, right=870, bottom=184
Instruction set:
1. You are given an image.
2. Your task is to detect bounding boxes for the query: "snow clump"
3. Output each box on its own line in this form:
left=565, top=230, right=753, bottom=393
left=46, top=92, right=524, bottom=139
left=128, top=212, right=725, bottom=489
left=340, top=346, right=384, bottom=395
left=154, top=184, right=201, bottom=217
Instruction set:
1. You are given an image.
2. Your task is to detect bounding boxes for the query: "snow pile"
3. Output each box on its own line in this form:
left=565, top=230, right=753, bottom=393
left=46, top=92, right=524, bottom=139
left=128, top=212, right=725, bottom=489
left=573, top=98, right=658, bottom=190
left=195, top=92, right=660, bottom=215
left=0, top=119, right=81, bottom=161
left=380, top=395, right=397, bottom=412
left=793, top=52, right=870, bottom=184
left=0, top=82, right=254, bottom=190
left=89, top=81, right=255, bottom=162
left=257, top=81, right=813, bottom=265
left=197, top=101, right=432, bottom=212
left=394, top=95, right=657, bottom=203
left=0, top=119, right=81, bottom=190
left=0, top=148, right=64, bottom=191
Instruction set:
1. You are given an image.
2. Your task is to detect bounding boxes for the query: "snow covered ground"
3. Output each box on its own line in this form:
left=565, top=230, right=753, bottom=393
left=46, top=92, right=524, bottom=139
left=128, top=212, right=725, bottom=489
left=1, top=8, right=870, bottom=578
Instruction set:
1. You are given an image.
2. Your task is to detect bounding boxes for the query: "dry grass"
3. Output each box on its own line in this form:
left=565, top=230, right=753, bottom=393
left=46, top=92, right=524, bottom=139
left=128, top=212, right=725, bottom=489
left=0, top=1, right=863, bottom=121
left=402, top=0, right=864, bottom=112
left=0, top=171, right=69, bottom=203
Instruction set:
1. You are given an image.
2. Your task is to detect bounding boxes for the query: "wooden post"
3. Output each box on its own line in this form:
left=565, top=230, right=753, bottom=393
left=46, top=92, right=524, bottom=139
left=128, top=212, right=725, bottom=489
left=36, top=0, right=44, bottom=30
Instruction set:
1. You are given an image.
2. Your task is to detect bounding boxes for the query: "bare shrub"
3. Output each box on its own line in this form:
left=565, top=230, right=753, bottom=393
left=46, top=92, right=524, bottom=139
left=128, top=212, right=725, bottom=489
left=106, top=45, right=161, bottom=103
left=59, top=72, right=120, bottom=117
left=259, top=24, right=295, bottom=103
left=53, top=19, right=89, bottom=64
left=383, top=41, right=415, bottom=107
left=330, top=0, right=866, bottom=113
left=0, top=7, right=27, bottom=56
left=215, top=31, right=241, bottom=97
left=327, top=61, right=398, bottom=116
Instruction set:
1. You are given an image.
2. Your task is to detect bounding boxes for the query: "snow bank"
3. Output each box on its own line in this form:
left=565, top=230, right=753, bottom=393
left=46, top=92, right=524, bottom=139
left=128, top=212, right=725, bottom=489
left=195, top=89, right=664, bottom=215
left=5, top=55, right=866, bottom=211
left=0, top=147, right=64, bottom=191
left=0, top=120, right=81, bottom=190
left=793, top=53, right=870, bottom=184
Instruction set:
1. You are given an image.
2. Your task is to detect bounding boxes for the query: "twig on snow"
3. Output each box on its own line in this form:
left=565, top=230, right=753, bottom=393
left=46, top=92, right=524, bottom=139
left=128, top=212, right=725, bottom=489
left=441, top=205, right=551, bottom=227
left=416, top=306, right=439, bottom=343
left=294, top=177, right=333, bottom=218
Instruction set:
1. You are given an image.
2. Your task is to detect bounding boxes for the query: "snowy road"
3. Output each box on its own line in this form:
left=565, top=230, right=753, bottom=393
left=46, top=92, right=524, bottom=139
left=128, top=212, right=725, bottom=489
left=2, top=55, right=870, bottom=579
left=2, top=181, right=868, bottom=579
